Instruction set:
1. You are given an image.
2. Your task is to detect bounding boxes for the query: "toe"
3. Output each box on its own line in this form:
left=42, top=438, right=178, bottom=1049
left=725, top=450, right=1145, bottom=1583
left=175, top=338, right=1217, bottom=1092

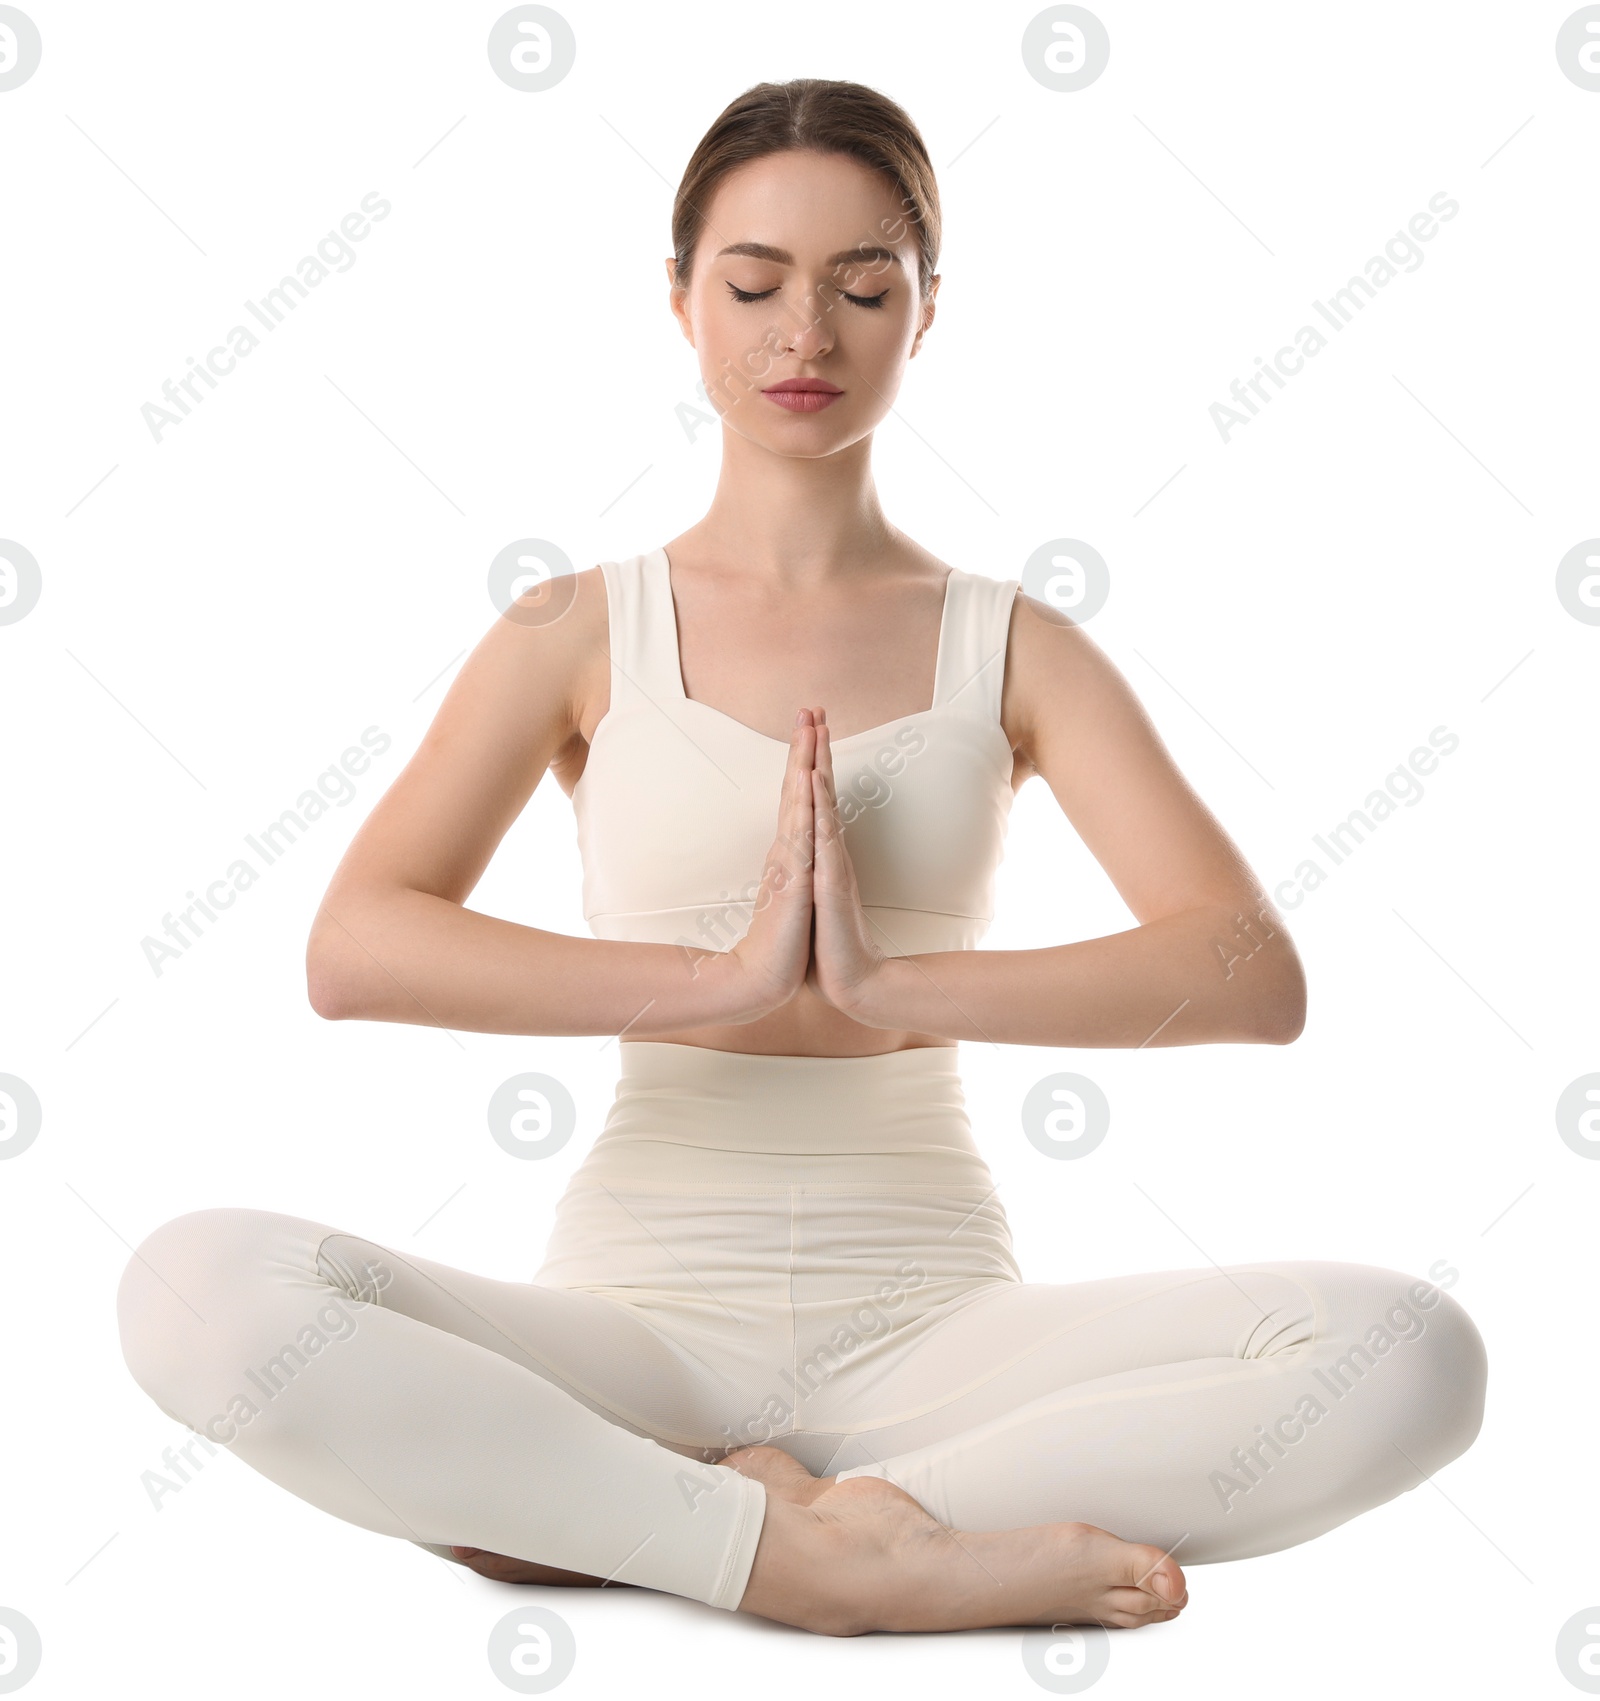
left=1129, top=1546, right=1185, bottom=1605
left=1104, top=1585, right=1180, bottom=1621
left=1102, top=1604, right=1162, bottom=1629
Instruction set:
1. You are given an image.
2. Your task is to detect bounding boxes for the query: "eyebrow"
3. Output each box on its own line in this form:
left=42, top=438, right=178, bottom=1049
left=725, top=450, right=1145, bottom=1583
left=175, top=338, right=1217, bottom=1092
left=713, top=241, right=904, bottom=270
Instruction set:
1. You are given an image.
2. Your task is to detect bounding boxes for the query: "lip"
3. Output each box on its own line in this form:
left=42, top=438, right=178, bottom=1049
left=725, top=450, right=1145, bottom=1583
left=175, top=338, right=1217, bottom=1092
left=762, top=379, right=844, bottom=413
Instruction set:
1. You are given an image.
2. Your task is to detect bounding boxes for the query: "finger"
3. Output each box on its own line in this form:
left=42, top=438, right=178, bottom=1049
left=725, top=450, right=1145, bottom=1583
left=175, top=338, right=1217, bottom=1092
left=810, top=767, right=839, bottom=874
left=812, top=714, right=836, bottom=806
left=782, top=711, right=816, bottom=866
left=811, top=724, right=840, bottom=854
left=794, top=715, right=816, bottom=867
left=811, top=731, right=861, bottom=905
left=786, top=708, right=814, bottom=790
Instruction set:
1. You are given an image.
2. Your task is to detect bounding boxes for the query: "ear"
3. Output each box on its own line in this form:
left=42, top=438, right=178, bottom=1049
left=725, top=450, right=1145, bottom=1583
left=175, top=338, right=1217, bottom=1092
left=909, top=273, right=939, bottom=357
left=666, top=257, right=695, bottom=346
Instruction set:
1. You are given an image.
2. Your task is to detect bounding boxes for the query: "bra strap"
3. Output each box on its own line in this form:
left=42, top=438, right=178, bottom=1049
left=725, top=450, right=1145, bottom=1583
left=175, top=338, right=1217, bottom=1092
left=933, top=570, right=1021, bottom=722
left=598, top=549, right=685, bottom=711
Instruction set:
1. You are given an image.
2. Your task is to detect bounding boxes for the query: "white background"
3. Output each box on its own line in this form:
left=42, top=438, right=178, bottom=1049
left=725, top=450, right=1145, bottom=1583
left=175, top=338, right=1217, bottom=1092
left=2, top=2, right=1596, bottom=1696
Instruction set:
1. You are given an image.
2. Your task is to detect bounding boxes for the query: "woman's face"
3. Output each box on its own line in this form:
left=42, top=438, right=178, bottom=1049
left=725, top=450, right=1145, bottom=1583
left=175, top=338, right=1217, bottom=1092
left=668, top=148, right=936, bottom=455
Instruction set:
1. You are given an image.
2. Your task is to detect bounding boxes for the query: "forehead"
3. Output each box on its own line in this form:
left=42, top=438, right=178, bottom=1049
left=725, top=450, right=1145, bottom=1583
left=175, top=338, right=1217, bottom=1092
left=702, top=149, right=915, bottom=266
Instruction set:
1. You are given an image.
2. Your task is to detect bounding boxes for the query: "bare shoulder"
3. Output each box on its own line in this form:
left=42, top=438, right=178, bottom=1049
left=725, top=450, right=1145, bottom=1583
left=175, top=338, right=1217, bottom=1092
left=415, top=563, right=612, bottom=791
left=997, top=584, right=1284, bottom=928
left=482, top=562, right=611, bottom=776
left=1000, top=588, right=1121, bottom=785
left=474, top=561, right=610, bottom=674
left=308, top=564, right=613, bottom=913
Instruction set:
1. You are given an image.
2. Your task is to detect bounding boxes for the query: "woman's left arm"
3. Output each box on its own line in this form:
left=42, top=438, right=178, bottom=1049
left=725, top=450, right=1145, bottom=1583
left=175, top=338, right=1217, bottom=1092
left=809, top=593, right=1307, bottom=1049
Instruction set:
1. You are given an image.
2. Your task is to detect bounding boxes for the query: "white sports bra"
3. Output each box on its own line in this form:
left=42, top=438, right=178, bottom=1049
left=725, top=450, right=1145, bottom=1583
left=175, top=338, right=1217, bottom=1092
left=571, top=547, right=1021, bottom=958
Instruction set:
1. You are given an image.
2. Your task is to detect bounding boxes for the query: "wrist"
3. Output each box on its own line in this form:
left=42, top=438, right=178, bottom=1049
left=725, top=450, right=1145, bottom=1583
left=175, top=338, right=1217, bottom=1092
left=697, top=944, right=791, bottom=1026
left=837, top=954, right=910, bottom=1029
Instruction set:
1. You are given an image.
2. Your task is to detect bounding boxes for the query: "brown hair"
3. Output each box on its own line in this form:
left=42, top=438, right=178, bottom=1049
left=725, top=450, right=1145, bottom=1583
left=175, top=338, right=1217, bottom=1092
left=670, top=78, right=941, bottom=301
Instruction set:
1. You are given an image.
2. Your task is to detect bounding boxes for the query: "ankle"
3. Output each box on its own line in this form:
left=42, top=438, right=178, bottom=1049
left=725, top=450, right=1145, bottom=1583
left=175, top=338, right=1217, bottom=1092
left=735, top=1495, right=869, bottom=1635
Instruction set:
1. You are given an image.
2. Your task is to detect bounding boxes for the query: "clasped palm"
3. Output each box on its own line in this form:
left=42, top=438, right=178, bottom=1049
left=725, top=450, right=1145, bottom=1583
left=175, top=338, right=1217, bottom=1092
left=732, top=706, right=887, bottom=1018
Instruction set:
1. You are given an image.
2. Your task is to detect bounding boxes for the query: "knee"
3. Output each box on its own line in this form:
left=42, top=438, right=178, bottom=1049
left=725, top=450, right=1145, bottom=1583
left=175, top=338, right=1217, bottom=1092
left=116, top=1207, right=283, bottom=1421
left=1407, top=1281, right=1488, bottom=1463
left=1346, top=1265, right=1488, bottom=1468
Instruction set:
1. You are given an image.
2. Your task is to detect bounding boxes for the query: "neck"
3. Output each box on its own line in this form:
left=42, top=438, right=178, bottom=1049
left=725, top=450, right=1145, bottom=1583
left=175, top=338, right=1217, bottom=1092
left=682, top=424, right=899, bottom=589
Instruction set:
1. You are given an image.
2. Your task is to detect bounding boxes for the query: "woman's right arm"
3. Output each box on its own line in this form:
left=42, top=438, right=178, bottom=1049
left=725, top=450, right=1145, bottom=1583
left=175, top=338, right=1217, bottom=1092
left=304, top=569, right=817, bottom=1039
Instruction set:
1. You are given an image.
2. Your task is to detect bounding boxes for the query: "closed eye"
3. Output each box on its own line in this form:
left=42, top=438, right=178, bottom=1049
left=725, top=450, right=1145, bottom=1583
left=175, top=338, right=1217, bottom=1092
left=725, top=282, right=889, bottom=310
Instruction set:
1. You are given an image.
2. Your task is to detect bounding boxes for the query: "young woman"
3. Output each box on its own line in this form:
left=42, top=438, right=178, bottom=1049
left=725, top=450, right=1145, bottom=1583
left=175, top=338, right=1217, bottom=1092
left=117, top=78, right=1487, bottom=1638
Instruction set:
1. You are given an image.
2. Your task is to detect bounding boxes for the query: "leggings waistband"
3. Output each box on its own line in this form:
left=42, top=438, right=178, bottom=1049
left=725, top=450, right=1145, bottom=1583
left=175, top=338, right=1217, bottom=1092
left=596, top=1041, right=977, bottom=1159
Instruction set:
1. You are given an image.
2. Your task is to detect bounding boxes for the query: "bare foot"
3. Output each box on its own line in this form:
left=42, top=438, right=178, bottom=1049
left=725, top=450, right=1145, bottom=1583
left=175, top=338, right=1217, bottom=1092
left=738, top=1475, right=1188, bottom=1637
left=719, top=1443, right=835, bottom=1505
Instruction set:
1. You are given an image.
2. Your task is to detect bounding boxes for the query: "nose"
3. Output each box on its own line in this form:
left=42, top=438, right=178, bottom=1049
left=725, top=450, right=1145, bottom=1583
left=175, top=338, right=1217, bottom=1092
left=775, top=289, right=835, bottom=360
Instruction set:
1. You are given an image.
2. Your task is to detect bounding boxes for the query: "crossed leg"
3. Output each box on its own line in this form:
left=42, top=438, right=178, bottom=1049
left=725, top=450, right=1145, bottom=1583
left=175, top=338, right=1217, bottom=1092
left=792, top=1260, right=1487, bottom=1565
left=116, top=1207, right=768, bottom=1610
left=119, top=1214, right=1480, bottom=1629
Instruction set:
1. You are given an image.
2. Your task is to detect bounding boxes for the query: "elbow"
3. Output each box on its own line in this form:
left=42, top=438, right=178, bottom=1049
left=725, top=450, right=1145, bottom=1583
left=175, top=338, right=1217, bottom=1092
left=305, top=916, right=361, bottom=1021
left=1257, top=958, right=1308, bottom=1045
left=306, top=886, right=412, bottom=1022
left=1259, top=999, right=1306, bottom=1045
left=306, top=952, right=352, bottom=1021
left=306, top=963, right=350, bottom=1021
left=1211, top=899, right=1306, bottom=1044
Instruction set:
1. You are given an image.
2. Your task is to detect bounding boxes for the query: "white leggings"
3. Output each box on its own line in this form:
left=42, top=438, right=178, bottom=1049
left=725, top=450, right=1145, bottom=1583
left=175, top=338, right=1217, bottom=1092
left=117, top=1042, right=1487, bottom=1613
